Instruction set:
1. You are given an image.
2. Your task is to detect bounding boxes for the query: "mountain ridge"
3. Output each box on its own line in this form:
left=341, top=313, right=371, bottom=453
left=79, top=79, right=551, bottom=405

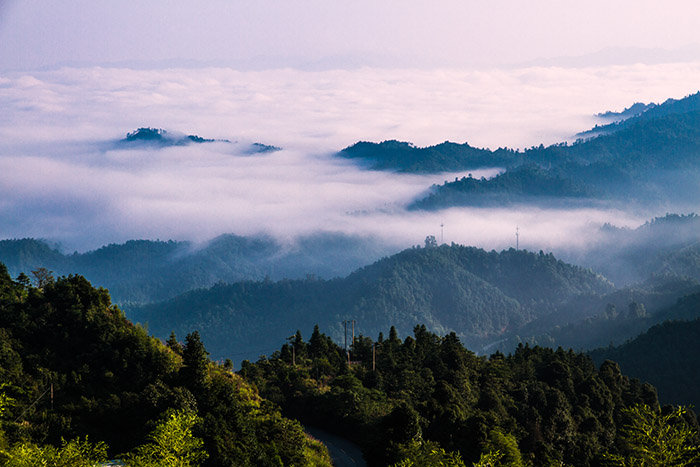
left=589, top=293, right=700, bottom=407
left=0, top=233, right=394, bottom=304
left=128, top=244, right=614, bottom=360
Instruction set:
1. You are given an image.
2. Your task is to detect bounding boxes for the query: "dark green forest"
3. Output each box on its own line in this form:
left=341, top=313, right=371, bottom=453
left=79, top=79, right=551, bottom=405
left=580, top=92, right=700, bottom=138
left=2, top=261, right=699, bottom=465
left=240, top=324, right=699, bottom=466
left=0, top=263, right=331, bottom=465
left=589, top=293, right=700, bottom=408
left=496, top=280, right=700, bottom=356
left=5, top=213, right=700, bottom=365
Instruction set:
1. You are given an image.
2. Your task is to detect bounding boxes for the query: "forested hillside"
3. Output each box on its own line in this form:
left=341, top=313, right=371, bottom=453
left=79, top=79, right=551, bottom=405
left=339, top=140, right=519, bottom=173
left=338, top=93, right=700, bottom=210
left=589, top=293, right=700, bottom=408
left=409, top=163, right=595, bottom=209
left=412, top=109, right=700, bottom=209
left=0, top=263, right=331, bottom=465
left=118, top=127, right=220, bottom=147
left=240, top=324, right=699, bottom=466
left=579, top=92, right=700, bottom=137
left=129, top=244, right=614, bottom=361
left=497, top=281, right=700, bottom=353
left=3, top=258, right=698, bottom=466
left=491, top=222, right=700, bottom=352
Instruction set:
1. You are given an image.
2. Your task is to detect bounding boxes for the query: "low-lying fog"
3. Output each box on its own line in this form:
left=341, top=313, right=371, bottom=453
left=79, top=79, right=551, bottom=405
left=2, top=63, right=700, bottom=254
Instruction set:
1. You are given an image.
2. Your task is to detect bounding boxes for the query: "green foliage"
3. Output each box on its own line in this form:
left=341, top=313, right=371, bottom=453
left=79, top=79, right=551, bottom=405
left=604, top=404, right=700, bottom=466
left=301, top=435, right=334, bottom=467
left=0, top=383, right=15, bottom=419
left=472, top=450, right=504, bottom=467
left=122, top=409, right=207, bottom=466
left=181, top=331, right=210, bottom=395
left=0, top=436, right=108, bottom=467
left=484, top=430, right=523, bottom=467
left=241, top=324, right=667, bottom=466
left=589, top=311, right=700, bottom=407
left=0, top=263, right=332, bottom=466
left=30, top=267, right=54, bottom=289
left=390, top=439, right=466, bottom=466
left=410, top=163, right=593, bottom=210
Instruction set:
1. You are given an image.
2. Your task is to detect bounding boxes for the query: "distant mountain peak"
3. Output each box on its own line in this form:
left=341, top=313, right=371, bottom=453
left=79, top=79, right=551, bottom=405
left=596, top=102, right=657, bottom=122
left=578, top=91, right=700, bottom=138
left=247, top=142, right=281, bottom=154
left=116, top=128, right=281, bottom=153
left=338, top=139, right=514, bottom=173
left=125, top=127, right=170, bottom=141
left=119, top=127, right=220, bottom=147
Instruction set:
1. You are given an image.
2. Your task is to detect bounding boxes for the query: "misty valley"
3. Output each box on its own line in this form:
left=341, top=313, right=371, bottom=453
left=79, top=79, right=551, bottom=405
left=2, top=92, right=700, bottom=465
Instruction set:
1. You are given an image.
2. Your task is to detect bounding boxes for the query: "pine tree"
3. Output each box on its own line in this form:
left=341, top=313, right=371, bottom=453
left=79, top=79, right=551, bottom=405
left=181, top=331, right=210, bottom=395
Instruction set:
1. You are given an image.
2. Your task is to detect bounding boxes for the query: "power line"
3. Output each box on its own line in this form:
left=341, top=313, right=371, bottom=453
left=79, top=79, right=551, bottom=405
left=15, top=386, right=52, bottom=423
left=226, top=345, right=283, bottom=358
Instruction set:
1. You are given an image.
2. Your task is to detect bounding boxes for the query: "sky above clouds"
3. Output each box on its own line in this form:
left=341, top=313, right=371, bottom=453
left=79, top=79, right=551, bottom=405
left=1, top=1, right=700, bottom=253
left=1, top=0, right=700, bottom=71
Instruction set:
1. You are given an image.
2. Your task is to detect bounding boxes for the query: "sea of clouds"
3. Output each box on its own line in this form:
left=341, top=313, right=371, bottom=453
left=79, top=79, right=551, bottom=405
left=1, top=63, right=700, bottom=252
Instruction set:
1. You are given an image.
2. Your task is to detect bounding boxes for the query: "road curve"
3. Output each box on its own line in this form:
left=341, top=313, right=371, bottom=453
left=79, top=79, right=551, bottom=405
left=305, top=426, right=367, bottom=467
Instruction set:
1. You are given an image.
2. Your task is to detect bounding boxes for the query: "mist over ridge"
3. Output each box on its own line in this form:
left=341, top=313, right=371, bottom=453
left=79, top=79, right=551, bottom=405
left=1, top=63, right=700, bottom=255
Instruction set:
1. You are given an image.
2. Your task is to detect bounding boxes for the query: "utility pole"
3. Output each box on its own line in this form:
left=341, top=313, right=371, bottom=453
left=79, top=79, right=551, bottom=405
left=343, top=320, right=349, bottom=363
left=440, top=223, right=444, bottom=244
left=343, top=320, right=348, bottom=353
left=292, top=346, right=296, bottom=367
left=372, top=343, right=376, bottom=371
left=351, top=320, right=356, bottom=349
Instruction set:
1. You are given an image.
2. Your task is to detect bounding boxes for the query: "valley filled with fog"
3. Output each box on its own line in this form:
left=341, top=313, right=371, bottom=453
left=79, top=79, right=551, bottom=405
left=2, top=63, right=700, bottom=255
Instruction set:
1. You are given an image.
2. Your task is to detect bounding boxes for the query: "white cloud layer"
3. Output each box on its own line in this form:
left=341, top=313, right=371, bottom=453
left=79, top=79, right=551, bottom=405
left=0, top=63, right=698, bottom=252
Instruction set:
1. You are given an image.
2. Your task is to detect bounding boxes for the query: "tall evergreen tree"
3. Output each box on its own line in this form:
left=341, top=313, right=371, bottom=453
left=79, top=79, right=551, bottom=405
left=181, top=331, right=210, bottom=396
